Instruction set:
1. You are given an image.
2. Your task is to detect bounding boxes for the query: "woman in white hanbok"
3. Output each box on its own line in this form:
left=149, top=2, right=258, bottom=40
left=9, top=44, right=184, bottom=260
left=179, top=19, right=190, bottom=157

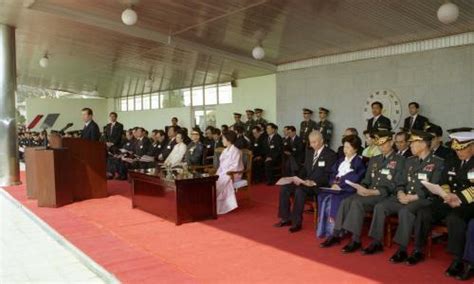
left=164, top=133, right=187, bottom=167
left=216, top=131, right=244, bottom=214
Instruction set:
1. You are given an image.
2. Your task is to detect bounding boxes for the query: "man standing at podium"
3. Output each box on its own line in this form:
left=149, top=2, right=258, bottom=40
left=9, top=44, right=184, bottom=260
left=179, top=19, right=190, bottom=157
left=80, top=107, right=100, bottom=141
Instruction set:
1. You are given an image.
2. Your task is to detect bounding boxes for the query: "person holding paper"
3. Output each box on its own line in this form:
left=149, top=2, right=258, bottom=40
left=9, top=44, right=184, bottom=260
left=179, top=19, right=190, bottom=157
left=320, top=130, right=405, bottom=253
left=416, top=129, right=473, bottom=278
left=274, top=131, right=337, bottom=233
left=316, top=135, right=366, bottom=238
left=364, top=130, right=444, bottom=265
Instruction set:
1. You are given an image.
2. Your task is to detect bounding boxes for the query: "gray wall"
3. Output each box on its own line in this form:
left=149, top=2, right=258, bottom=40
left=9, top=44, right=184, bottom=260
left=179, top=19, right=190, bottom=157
left=276, top=45, right=474, bottom=148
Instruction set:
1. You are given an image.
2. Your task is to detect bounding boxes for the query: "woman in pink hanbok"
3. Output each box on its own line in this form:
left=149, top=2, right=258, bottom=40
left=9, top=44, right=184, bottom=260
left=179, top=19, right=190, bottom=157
left=216, top=131, right=244, bottom=214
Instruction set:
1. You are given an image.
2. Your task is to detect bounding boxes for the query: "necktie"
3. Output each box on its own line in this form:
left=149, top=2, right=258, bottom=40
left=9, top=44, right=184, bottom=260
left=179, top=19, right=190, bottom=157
left=110, top=124, right=114, bottom=136
left=312, top=152, right=319, bottom=167
left=372, top=117, right=377, bottom=127
left=409, top=117, right=415, bottom=129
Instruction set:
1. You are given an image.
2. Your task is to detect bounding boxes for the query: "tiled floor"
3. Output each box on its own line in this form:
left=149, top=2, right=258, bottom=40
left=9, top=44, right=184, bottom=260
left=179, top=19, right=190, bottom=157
left=0, top=189, right=111, bottom=283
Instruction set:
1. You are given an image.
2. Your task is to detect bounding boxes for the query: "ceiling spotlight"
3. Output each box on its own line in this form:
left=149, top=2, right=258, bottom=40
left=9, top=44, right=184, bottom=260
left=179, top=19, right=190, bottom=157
left=145, top=78, right=153, bottom=88
left=252, top=46, right=265, bottom=60
left=437, top=2, right=459, bottom=24
left=39, top=55, right=49, bottom=68
left=121, top=8, right=138, bottom=26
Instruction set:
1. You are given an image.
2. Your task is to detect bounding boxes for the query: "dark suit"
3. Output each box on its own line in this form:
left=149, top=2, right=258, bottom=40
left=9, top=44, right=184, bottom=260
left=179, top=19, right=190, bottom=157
left=366, top=115, right=392, bottom=132
left=81, top=120, right=101, bottom=141
left=278, top=146, right=337, bottom=226
left=235, top=135, right=250, bottom=150
left=105, top=122, right=124, bottom=146
left=403, top=115, right=429, bottom=131
left=397, top=148, right=413, bottom=158
left=251, top=135, right=266, bottom=183
left=282, top=135, right=305, bottom=177
left=185, top=142, right=204, bottom=166
left=433, top=145, right=454, bottom=160
left=160, top=138, right=177, bottom=161
left=264, top=133, right=283, bottom=184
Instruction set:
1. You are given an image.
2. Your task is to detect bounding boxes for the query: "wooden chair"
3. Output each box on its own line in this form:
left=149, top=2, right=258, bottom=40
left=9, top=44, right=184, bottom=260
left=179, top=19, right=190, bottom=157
left=227, top=149, right=253, bottom=200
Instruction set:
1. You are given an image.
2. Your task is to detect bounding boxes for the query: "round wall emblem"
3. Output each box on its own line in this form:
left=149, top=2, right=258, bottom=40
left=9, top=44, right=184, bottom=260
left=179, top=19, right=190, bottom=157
left=363, top=89, right=402, bottom=129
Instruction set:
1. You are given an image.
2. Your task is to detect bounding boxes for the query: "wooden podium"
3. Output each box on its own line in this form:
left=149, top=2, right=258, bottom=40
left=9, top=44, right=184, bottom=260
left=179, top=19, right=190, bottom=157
left=25, top=138, right=107, bottom=207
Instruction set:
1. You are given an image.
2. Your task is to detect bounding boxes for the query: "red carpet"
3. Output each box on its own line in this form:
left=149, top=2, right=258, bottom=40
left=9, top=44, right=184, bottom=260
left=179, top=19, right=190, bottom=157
left=4, top=174, right=458, bottom=283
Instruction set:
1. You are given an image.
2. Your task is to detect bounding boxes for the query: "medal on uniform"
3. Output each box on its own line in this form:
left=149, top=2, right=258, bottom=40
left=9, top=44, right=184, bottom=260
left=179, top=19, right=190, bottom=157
left=207, top=145, right=211, bottom=148
left=270, top=145, right=275, bottom=149
left=408, top=176, right=411, bottom=182
left=371, top=172, right=375, bottom=178
left=387, top=174, right=392, bottom=180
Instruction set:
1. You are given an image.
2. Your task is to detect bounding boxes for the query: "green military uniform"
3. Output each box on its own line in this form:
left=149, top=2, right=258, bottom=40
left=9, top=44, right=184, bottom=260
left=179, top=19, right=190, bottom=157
left=317, top=119, right=334, bottom=146
left=253, top=108, right=268, bottom=127
left=300, top=119, right=318, bottom=145
left=368, top=151, right=444, bottom=247
left=335, top=150, right=405, bottom=239
left=244, top=119, right=256, bottom=136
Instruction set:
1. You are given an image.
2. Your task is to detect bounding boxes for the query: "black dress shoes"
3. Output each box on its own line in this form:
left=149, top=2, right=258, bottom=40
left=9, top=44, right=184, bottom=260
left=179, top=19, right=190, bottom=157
left=361, top=242, right=384, bottom=255
left=405, top=250, right=424, bottom=266
left=320, top=236, right=341, bottom=248
left=289, top=225, right=302, bottom=233
left=273, top=220, right=291, bottom=228
left=389, top=249, right=408, bottom=263
left=341, top=241, right=361, bottom=254
left=457, top=263, right=474, bottom=281
left=445, top=260, right=464, bottom=278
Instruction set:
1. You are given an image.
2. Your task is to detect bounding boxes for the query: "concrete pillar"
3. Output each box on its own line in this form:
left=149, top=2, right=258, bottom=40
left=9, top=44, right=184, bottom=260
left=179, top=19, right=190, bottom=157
left=0, top=24, right=20, bottom=186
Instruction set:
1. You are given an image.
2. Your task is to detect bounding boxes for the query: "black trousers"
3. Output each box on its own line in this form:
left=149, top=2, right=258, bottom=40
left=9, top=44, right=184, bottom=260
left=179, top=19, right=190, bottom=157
left=252, top=158, right=265, bottom=183
left=264, top=159, right=281, bottom=184
left=446, top=204, right=474, bottom=258
left=278, top=184, right=317, bottom=226
left=414, top=198, right=451, bottom=250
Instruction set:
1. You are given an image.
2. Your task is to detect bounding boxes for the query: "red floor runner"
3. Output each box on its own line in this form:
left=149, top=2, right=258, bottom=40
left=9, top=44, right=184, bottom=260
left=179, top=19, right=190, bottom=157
left=3, top=174, right=458, bottom=283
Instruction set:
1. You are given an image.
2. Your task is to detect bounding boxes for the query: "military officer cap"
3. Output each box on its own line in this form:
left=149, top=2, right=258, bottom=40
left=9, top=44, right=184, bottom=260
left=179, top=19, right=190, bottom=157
left=449, top=131, right=474, bottom=151
left=233, top=112, right=242, bottom=117
left=302, top=108, right=313, bottom=114
left=254, top=108, right=263, bottom=113
left=245, top=109, right=255, bottom=114
left=319, top=107, right=330, bottom=114
left=425, top=124, right=443, bottom=137
left=373, top=130, right=395, bottom=146
left=408, top=129, right=434, bottom=142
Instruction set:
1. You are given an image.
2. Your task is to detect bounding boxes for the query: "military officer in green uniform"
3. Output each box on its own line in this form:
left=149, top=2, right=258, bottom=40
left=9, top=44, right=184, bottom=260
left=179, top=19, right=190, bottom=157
left=363, top=130, right=444, bottom=264
left=254, top=108, right=268, bottom=126
left=320, top=130, right=405, bottom=252
left=244, top=110, right=256, bottom=137
left=300, top=108, right=318, bottom=147
left=231, top=112, right=245, bottom=130
left=316, top=107, right=334, bottom=146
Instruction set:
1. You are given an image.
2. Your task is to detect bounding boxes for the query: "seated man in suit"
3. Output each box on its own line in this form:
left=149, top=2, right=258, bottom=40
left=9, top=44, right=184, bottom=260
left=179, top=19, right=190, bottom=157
left=403, top=102, right=429, bottom=131
left=159, top=126, right=178, bottom=162
left=203, top=126, right=216, bottom=165
left=394, top=131, right=412, bottom=158
left=275, top=131, right=337, bottom=232
left=282, top=126, right=304, bottom=177
left=264, top=123, right=283, bottom=185
left=80, top=107, right=100, bottom=141
left=366, top=101, right=392, bottom=132
left=104, top=112, right=124, bottom=149
left=148, top=129, right=167, bottom=161
left=234, top=125, right=250, bottom=150
left=185, top=130, right=204, bottom=166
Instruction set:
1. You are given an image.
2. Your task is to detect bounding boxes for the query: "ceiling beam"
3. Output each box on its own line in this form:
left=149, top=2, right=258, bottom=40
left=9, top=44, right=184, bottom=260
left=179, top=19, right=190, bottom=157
left=28, top=2, right=277, bottom=73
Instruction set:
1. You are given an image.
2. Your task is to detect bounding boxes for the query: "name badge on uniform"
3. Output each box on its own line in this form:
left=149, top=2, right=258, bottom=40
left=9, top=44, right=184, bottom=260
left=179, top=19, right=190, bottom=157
left=270, top=145, right=275, bottom=149
left=254, top=143, right=258, bottom=147
left=158, top=145, right=162, bottom=148
left=418, top=173, right=428, bottom=181
left=381, top=169, right=390, bottom=175
left=167, top=145, right=171, bottom=149
left=207, top=145, right=211, bottom=148
left=140, top=145, right=143, bottom=149
left=468, top=171, right=474, bottom=179
left=318, top=161, right=325, bottom=167
left=126, top=142, right=130, bottom=146
left=292, top=148, right=296, bottom=151
left=448, top=171, right=456, bottom=176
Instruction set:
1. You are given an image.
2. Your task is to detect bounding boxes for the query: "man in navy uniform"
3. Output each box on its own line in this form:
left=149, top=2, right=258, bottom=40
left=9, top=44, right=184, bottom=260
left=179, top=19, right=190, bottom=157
left=403, top=102, right=429, bottom=131
left=366, top=101, right=392, bottom=132
left=275, top=131, right=337, bottom=233
left=104, top=112, right=124, bottom=148
left=316, top=107, right=334, bottom=146
left=264, top=123, right=283, bottom=185
left=363, top=130, right=443, bottom=264
left=80, top=107, right=100, bottom=141
left=300, top=108, right=318, bottom=147
left=254, top=108, right=268, bottom=126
